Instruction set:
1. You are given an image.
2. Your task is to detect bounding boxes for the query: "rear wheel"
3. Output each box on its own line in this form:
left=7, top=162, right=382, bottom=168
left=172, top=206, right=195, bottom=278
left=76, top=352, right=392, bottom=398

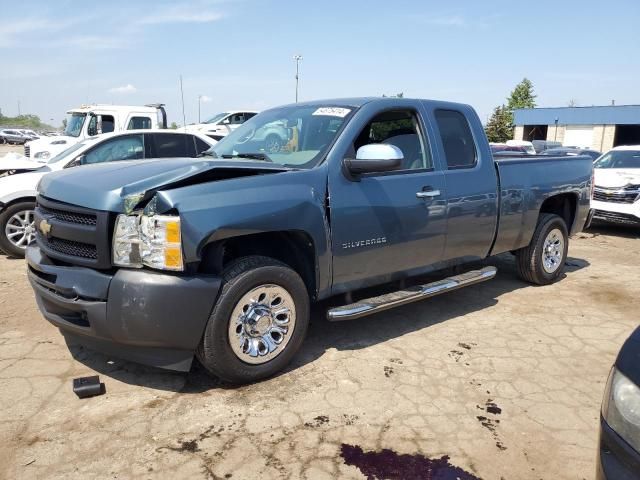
left=515, top=213, right=568, bottom=285
left=0, top=201, right=36, bottom=258
left=196, top=255, right=310, bottom=384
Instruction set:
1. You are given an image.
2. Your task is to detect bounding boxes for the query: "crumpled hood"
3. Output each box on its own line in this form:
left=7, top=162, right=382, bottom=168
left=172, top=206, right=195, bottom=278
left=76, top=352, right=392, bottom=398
left=38, top=157, right=292, bottom=212
left=594, top=168, right=640, bottom=188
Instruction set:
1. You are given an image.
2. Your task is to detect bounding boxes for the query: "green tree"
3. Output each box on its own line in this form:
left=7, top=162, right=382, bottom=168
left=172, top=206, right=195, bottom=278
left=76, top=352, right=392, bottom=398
left=169, top=122, right=179, bottom=129
left=506, top=78, right=537, bottom=111
left=485, top=78, right=537, bottom=142
left=485, top=105, right=513, bottom=143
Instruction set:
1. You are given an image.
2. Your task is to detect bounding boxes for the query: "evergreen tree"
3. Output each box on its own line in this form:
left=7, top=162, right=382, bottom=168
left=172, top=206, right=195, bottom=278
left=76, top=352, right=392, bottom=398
left=506, top=78, right=536, bottom=110
left=485, top=105, right=513, bottom=143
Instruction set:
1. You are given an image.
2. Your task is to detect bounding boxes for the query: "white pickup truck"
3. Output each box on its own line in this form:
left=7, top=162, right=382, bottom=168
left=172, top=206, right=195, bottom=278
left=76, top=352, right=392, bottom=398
left=24, top=104, right=167, bottom=161
left=591, top=146, right=640, bottom=226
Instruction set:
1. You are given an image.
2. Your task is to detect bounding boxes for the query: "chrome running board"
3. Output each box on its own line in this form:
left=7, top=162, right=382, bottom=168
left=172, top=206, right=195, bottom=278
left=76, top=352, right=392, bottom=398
left=327, top=266, right=497, bottom=321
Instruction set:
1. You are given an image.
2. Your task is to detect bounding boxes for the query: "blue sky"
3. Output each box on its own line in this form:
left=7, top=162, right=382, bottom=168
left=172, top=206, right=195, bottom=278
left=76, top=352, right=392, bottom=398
left=1, top=0, right=639, bottom=127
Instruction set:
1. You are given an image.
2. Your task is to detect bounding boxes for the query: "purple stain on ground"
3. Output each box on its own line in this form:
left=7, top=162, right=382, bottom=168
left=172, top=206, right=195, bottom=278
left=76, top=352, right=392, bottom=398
left=340, top=444, right=482, bottom=480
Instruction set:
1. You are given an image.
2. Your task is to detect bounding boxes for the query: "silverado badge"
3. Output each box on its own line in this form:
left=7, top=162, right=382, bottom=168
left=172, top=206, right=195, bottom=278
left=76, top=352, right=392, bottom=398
left=39, top=219, right=52, bottom=237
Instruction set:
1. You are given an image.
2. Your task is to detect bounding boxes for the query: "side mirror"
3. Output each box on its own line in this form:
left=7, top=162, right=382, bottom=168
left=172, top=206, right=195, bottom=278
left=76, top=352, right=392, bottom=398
left=222, top=118, right=230, bottom=125
left=343, top=144, right=403, bottom=176
left=65, top=154, right=85, bottom=169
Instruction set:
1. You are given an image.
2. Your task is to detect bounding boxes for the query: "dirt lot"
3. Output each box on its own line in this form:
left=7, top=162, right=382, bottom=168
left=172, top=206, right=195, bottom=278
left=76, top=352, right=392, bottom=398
left=0, top=224, right=639, bottom=479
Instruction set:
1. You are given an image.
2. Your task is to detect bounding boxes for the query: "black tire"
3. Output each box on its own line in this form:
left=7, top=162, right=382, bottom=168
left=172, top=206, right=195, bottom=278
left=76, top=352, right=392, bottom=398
left=515, top=213, right=568, bottom=285
left=196, top=255, right=310, bottom=384
left=0, top=201, right=36, bottom=258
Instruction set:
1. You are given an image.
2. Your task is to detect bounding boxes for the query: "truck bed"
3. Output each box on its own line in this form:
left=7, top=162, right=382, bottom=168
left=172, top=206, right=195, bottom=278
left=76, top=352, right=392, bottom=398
left=491, top=155, right=593, bottom=255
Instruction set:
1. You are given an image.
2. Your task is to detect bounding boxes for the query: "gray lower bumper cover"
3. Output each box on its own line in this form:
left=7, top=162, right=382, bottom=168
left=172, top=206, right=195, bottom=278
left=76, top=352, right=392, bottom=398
left=26, top=245, right=221, bottom=371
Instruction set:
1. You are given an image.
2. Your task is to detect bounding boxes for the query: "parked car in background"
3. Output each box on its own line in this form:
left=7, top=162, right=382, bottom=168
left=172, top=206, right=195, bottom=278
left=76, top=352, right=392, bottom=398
left=185, top=110, right=258, bottom=140
left=490, top=144, right=529, bottom=157
left=532, top=140, right=562, bottom=153
left=26, top=97, right=592, bottom=384
left=24, top=103, right=167, bottom=161
left=0, top=130, right=214, bottom=258
left=0, top=129, right=29, bottom=145
left=540, top=147, right=602, bottom=161
left=506, top=139, right=536, bottom=154
left=591, top=146, right=640, bottom=226
left=19, top=129, right=39, bottom=141
left=598, top=326, right=640, bottom=479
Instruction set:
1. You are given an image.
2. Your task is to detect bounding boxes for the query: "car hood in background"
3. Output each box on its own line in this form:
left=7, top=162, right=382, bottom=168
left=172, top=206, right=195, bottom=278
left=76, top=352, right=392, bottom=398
left=38, top=157, right=293, bottom=212
left=594, top=168, right=640, bottom=188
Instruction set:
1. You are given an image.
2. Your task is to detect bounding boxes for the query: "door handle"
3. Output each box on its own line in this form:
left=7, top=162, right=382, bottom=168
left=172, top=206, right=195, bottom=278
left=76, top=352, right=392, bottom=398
left=416, top=189, right=441, bottom=199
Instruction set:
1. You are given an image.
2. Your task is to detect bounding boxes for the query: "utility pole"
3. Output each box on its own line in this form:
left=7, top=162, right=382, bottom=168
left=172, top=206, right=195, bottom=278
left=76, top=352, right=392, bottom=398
left=293, top=55, right=303, bottom=103
left=17, top=100, right=21, bottom=116
left=198, top=94, right=202, bottom=123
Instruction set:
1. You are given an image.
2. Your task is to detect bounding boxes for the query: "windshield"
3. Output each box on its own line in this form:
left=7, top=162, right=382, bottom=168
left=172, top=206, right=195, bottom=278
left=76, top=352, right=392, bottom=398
left=211, top=105, right=354, bottom=169
left=64, top=113, right=86, bottom=137
left=47, top=141, right=87, bottom=164
left=594, top=150, right=640, bottom=169
left=204, top=112, right=229, bottom=124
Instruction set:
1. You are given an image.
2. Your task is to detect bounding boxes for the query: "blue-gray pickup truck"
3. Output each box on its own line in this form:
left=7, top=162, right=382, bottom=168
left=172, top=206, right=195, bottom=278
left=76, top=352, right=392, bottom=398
left=26, top=98, right=593, bottom=383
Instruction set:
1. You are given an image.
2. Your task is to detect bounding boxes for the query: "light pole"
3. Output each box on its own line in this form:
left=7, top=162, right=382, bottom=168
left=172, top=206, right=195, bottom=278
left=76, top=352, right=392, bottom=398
left=198, top=95, right=202, bottom=123
left=293, top=55, right=303, bottom=103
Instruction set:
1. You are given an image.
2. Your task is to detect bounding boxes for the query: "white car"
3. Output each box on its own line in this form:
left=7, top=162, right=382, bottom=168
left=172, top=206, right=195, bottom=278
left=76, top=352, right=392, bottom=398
left=506, top=140, right=536, bottom=155
left=185, top=110, right=258, bottom=140
left=24, top=103, right=167, bottom=162
left=591, top=146, right=640, bottom=227
left=0, top=129, right=215, bottom=257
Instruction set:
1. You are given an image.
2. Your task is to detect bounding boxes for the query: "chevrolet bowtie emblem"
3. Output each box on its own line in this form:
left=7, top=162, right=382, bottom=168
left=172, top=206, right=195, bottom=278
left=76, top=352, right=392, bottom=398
left=39, top=219, right=52, bottom=236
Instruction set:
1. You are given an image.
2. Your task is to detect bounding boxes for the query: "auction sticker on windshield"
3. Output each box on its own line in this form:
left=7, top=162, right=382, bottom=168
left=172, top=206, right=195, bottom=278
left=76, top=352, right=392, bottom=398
left=312, top=107, right=351, bottom=117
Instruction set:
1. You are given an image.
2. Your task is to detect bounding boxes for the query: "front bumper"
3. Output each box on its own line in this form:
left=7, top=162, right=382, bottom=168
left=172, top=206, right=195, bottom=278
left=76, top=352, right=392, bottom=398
left=597, top=415, right=640, bottom=480
left=26, top=245, right=221, bottom=371
left=591, top=199, right=640, bottom=226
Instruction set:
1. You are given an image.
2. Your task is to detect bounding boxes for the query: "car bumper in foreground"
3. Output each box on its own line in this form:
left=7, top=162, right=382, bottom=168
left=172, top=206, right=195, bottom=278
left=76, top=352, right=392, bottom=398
left=26, top=245, right=221, bottom=371
left=597, top=415, right=640, bottom=480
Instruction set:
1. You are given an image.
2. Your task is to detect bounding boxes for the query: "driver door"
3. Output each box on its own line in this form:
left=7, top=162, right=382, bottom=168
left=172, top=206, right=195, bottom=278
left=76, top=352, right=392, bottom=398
left=328, top=105, right=447, bottom=294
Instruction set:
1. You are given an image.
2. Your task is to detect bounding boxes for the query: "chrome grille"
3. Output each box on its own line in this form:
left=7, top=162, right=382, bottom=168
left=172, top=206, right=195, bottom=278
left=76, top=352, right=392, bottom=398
left=593, top=186, right=640, bottom=204
left=24, top=144, right=30, bottom=157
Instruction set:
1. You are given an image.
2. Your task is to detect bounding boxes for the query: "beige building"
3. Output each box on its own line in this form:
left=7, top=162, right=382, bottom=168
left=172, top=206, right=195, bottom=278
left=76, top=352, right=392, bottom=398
left=513, top=105, right=640, bottom=151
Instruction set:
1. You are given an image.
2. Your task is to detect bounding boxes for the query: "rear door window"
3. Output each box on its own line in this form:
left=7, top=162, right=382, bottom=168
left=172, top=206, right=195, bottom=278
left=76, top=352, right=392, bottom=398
left=127, top=117, right=152, bottom=130
left=434, top=109, right=477, bottom=169
left=151, top=133, right=196, bottom=158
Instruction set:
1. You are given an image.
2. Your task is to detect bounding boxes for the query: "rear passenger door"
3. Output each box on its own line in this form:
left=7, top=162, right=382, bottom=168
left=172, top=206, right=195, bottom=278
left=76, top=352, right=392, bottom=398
left=148, top=133, right=196, bottom=158
left=429, top=106, right=498, bottom=262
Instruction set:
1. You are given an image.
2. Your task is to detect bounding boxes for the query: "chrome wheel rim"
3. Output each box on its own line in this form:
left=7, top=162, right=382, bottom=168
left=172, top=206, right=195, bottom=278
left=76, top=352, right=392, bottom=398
left=5, top=210, right=36, bottom=249
left=265, top=136, right=281, bottom=153
left=228, top=284, right=296, bottom=365
left=542, top=228, right=564, bottom=274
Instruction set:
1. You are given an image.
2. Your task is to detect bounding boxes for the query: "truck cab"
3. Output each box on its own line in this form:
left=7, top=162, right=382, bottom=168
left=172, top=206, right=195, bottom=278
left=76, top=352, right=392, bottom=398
left=24, top=104, right=167, bottom=161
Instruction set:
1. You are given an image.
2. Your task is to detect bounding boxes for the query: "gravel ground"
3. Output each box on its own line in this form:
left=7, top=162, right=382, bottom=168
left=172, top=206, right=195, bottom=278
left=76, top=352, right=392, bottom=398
left=0, top=225, right=639, bottom=479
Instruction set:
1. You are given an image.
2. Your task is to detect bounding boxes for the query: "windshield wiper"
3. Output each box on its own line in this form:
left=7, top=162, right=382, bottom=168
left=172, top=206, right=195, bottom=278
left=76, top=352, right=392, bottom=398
left=221, top=153, right=271, bottom=162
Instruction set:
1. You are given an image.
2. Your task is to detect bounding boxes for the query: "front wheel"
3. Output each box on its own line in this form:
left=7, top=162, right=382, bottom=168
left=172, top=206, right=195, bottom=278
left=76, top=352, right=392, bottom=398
left=0, top=201, right=37, bottom=258
left=196, top=256, right=310, bottom=384
left=515, top=213, right=568, bottom=285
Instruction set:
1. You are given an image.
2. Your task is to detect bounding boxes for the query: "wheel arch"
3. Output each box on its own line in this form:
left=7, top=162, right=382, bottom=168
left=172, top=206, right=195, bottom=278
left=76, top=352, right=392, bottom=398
left=198, top=230, right=318, bottom=299
left=539, top=192, right=578, bottom=232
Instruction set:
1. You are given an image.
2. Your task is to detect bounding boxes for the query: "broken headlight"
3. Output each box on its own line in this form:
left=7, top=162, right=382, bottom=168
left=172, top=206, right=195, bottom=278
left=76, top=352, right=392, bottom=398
left=112, top=214, right=183, bottom=271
